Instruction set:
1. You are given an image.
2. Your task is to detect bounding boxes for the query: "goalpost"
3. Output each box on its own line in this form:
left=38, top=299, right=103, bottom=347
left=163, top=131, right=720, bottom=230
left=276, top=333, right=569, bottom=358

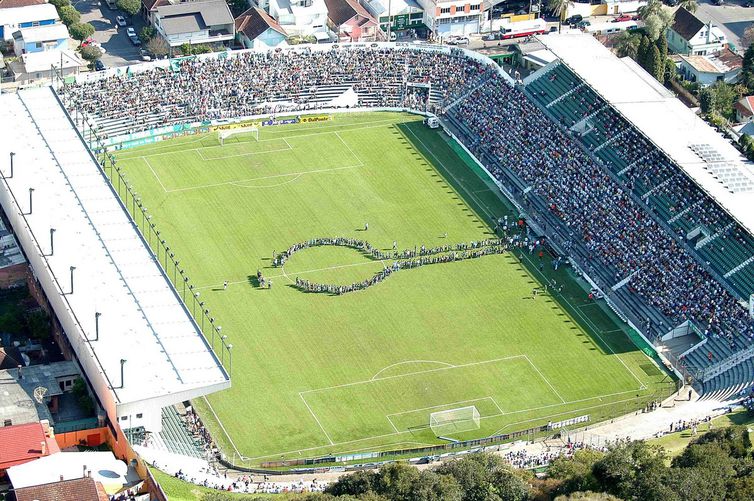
left=429, top=406, right=481, bottom=436
left=218, top=126, right=259, bottom=146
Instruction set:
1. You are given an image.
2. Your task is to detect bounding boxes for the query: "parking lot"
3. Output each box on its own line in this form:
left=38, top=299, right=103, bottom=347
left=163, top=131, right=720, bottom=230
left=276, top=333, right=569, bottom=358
left=74, top=0, right=147, bottom=68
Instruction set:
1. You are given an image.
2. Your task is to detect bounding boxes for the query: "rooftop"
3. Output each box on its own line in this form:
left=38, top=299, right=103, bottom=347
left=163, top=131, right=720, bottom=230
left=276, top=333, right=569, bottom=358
left=12, top=23, right=69, bottom=43
left=0, top=3, right=58, bottom=25
left=14, top=477, right=109, bottom=501
left=325, top=0, right=375, bottom=26
left=0, top=422, right=59, bottom=470
left=670, top=6, right=705, bottom=42
left=0, top=0, right=46, bottom=8
left=0, top=88, right=229, bottom=411
left=537, top=33, right=754, bottom=237
left=7, top=451, right=135, bottom=493
left=681, top=47, right=742, bottom=74
left=156, top=0, right=233, bottom=35
left=0, top=369, right=44, bottom=427
left=235, top=7, right=287, bottom=40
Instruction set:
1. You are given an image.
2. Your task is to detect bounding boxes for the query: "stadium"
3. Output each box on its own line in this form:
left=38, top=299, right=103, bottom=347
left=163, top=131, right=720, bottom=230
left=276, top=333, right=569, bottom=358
left=0, top=32, right=752, bottom=484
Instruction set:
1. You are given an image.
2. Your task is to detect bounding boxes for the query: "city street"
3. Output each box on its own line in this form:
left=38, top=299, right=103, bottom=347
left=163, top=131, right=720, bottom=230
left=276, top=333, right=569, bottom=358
left=73, top=0, right=146, bottom=68
left=693, top=0, right=754, bottom=50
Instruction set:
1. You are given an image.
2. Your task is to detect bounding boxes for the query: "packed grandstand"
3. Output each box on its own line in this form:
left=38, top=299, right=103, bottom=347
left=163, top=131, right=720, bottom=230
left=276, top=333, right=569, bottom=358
left=58, top=42, right=754, bottom=400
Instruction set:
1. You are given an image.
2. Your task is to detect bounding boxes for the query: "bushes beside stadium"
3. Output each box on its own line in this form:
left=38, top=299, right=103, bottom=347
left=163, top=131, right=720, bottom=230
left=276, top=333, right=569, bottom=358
left=184, top=424, right=754, bottom=501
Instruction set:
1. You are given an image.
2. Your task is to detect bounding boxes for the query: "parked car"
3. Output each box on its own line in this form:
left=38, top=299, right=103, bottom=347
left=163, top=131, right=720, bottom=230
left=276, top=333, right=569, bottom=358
left=612, top=14, right=632, bottom=22
left=663, top=0, right=678, bottom=5
left=94, top=59, right=106, bottom=71
left=126, top=27, right=136, bottom=38
left=129, top=35, right=141, bottom=45
left=577, top=20, right=591, bottom=29
left=115, top=15, right=127, bottom=27
left=447, top=35, right=469, bottom=45
left=139, top=49, right=152, bottom=61
left=565, top=14, right=583, bottom=26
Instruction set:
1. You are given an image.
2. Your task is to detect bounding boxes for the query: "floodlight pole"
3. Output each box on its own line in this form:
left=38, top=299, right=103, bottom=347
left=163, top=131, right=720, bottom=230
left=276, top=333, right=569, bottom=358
left=118, top=358, right=126, bottom=389
left=94, top=311, right=101, bottom=341
left=8, top=152, right=14, bottom=179
left=220, top=333, right=227, bottom=365
left=69, top=266, right=76, bottom=294
left=227, top=344, right=233, bottom=376
left=49, top=228, right=55, bottom=256
left=27, top=187, right=34, bottom=215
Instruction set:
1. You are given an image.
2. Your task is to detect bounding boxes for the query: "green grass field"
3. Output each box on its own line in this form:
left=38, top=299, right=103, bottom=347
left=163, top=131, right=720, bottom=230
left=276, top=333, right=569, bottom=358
left=113, top=112, right=675, bottom=466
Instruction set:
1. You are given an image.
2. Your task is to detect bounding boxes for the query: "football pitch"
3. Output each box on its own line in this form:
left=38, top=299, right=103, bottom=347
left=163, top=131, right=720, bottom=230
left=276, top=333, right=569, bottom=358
left=113, top=112, right=676, bottom=465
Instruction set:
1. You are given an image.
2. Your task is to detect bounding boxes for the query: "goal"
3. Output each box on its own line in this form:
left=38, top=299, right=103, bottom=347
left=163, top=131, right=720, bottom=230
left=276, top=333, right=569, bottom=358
left=429, top=406, right=481, bottom=436
left=218, top=126, right=259, bottom=145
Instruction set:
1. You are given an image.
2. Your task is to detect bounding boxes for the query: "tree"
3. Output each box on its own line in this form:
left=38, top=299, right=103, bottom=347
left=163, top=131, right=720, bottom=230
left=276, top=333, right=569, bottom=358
left=664, top=58, right=677, bottom=84
left=436, top=453, right=530, bottom=501
left=679, top=0, right=698, bottom=12
left=615, top=31, right=641, bottom=60
left=72, top=378, right=95, bottom=414
left=547, top=0, right=574, bottom=33
left=549, top=449, right=605, bottom=495
left=373, top=463, right=419, bottom=500
left=0, top=308, right=23, bottom=335
left=227, top=0, right=248, bottom=16
left=49, top=0, right=70, bottom=7
left=554, top=493, right=623, bottom=501
left=700, top=87, right=714, bottom=114
left=656, top=32, right=668, bottom=63
left=742, top=43, right=754, bottom=91
left=592, top=441, right=669, bottom=500
left=689, top=426, right=752, bottom=458
left=742, top=23, right=754, bottom=48
left=116, top=0, right=140, bottom=16
left=80, top=45, right=103, bottom=64
left=58, top=4, right=80, bottom=26
left=25, top=310, right=50, bottom=340
left=647, top=45, right=664, bottom=81
left=638, top=0, right=674, bottom=42
left=326, top=470, right=377, bottom=497
left=638, top=35, right=651, bottom=70
left=69, top=22, right=94, bottom=42
left=146, top=35, right=170, bottom=58
left=139, top=26, right=155, bottom=42
left=409, top=470, right=462, bottom=501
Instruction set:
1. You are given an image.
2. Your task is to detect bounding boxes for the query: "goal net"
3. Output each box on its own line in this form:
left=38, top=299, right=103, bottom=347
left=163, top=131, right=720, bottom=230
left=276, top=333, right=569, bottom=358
left=429, top=406, right=481, bottom=436
left=219, top=126, right=259, bottom=145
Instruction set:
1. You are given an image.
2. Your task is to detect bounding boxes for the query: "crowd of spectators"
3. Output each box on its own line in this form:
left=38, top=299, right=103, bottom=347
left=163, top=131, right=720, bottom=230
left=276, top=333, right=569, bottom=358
left=61, top=45, right=754, bottom=368
left=443, top=74, right=754, bottom=354
left=61, top=48, right=492, bottom=130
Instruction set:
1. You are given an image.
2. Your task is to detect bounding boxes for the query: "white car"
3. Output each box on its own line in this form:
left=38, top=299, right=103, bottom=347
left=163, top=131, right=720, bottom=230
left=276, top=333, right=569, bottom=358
left=126, top=27, right=137, bottom=38
left=446, top=35, right=469, bottom=45
left=115, top=15, right=126, bottom=27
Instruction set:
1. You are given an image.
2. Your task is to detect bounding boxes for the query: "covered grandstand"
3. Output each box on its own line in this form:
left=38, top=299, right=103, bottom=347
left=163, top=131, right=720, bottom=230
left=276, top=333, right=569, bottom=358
left=522, top=34, right=754, bottom=398
left=0, top=87, right=230, bottom=454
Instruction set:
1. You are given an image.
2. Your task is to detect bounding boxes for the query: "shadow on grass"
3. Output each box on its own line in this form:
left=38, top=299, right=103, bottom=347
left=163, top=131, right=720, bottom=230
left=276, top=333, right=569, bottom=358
left=394, top=121, right=649, bottom=359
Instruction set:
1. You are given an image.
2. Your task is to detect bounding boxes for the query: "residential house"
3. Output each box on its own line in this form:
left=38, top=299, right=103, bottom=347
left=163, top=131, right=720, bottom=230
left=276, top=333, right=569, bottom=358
left=14, top=477, right=109, bottom=501
left=0, top=421, right=60, bottom=478
left=0, top=0, right=46, bottom=8
left=735, top=96, right=754, bottom=123
left=561, top=0, right=646, bottom=20
left=12, top=23, right=69, bottom=56
left=324, top=0, right=381, bottom=42
left=152, top=0, right=235, bottom=47
left=363, top=0, right=424, bottom=37
left=667, top=7, right=726, bottom=56
left=415, top=0, right=484, bottom=36
left=677, top=47, right=742, bottom=86
left=268, top=0, right=331, bottom=40
left=7, top=48, right=83, bottom=84
left=0, top=3, right=59, bottom=41
left=235, top=7, right=287, bottom=49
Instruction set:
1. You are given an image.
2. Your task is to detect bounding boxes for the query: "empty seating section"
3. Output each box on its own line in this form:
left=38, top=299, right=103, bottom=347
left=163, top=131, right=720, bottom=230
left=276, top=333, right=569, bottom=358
left=158, top=407, right=205, bottom=459
left=525, top=63, right=754, bottom=301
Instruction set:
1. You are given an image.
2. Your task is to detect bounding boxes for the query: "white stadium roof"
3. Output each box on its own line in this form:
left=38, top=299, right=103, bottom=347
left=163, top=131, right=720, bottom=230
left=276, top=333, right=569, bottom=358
left=537, top=33, right=754, bottom=238
left=0, top=88, right=229, bottom=414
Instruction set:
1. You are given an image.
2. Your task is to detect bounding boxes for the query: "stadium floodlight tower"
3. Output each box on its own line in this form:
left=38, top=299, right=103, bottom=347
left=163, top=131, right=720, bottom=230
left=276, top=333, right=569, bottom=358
left=429, top=406, right=481, bottom=437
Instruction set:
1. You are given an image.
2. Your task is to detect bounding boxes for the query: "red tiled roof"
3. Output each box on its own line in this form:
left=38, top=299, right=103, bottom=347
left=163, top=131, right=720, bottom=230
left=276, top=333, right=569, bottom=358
left=235, top=7, right=287, bottom=40
left=0, top=423, right=57, bottom=471
left=324, top=0, right=375, bottom=26
left=0, top=0, right=46, bottom=8
left=15, top=477, right=109, bottom=501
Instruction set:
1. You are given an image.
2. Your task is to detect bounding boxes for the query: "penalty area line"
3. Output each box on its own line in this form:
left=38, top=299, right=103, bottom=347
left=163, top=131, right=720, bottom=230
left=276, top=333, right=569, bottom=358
left=299, top=393, right=335, bottom=446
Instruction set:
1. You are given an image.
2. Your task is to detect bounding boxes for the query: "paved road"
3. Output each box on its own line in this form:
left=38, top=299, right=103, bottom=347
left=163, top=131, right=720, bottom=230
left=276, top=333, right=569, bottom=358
left=693, top=0, right=754, bottom=50
left=74, top=0, right=146, bottom=68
